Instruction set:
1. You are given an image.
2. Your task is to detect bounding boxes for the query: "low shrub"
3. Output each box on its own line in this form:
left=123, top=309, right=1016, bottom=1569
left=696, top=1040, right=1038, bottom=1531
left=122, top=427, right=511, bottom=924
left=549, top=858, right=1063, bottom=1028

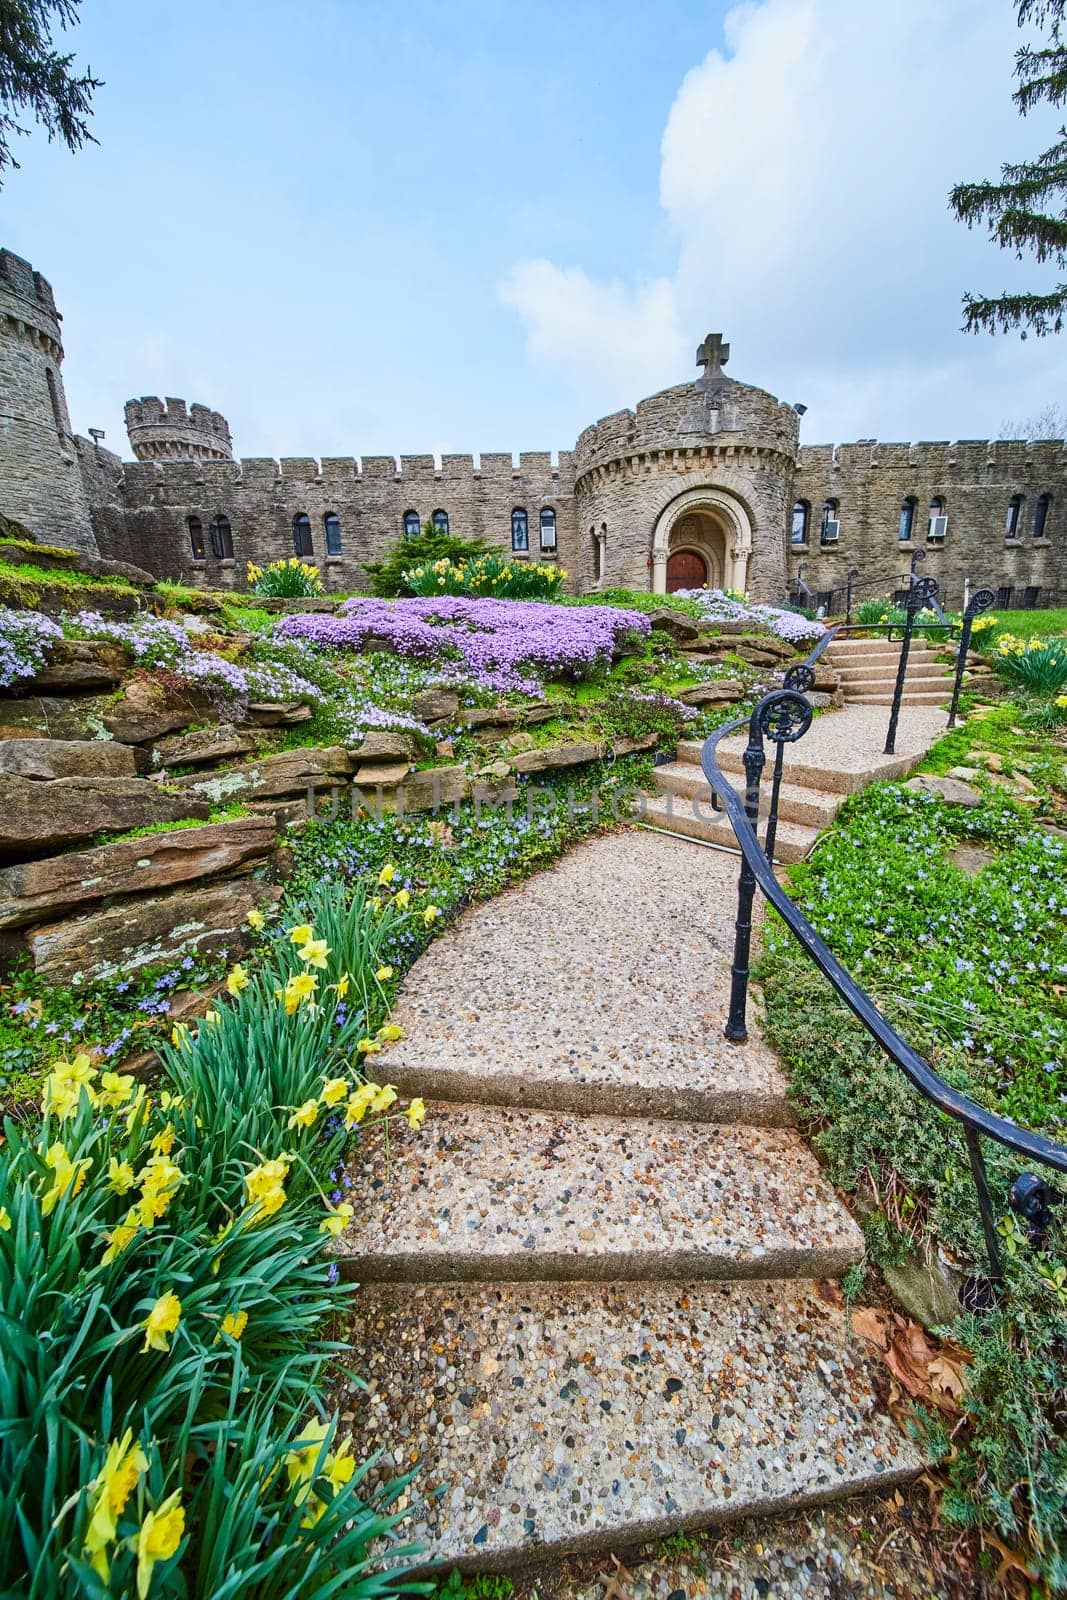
left=247, top=558, right=325, bottom=598
left=404, top=553, right=566, bottom=601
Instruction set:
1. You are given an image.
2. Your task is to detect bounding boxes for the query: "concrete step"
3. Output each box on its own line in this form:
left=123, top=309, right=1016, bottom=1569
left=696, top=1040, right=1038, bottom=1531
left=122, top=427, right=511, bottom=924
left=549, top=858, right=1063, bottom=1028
left=652, top=761, right=843, bottom=830
left=332, top=1101, right=863, bottom=1285
left=827, top=637, right=938, bottom=655
left=839, top=672, right=950, bottom=694
left=847, top=687, right=950, bottom=706
left=382, top=829, right=795, bottom=1128
left=835, top=660, right=948, bottom=683
left=640, top=795, right=818, bottom=863
left=339, top=1278, right=923, bottom=1570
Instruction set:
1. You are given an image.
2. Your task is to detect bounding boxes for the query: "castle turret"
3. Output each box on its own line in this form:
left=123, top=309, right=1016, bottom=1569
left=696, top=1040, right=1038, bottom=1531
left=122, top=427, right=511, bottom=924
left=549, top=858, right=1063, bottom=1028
left=0, top=249, right=97, bottom=553
left=124, top=396, right=233, bottom=462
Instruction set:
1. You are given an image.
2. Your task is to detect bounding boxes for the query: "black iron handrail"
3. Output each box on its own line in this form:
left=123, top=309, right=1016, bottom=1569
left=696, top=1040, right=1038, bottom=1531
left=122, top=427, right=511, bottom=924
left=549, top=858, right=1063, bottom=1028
left=701, top=690, right=1067, bottom=1282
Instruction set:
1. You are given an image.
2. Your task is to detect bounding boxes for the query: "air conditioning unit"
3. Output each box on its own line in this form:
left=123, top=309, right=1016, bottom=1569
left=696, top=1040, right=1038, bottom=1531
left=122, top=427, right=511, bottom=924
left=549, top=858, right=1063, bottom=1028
left=928, top=515, right=948, bottom=540
left=821, top=519, right=840, bottom=543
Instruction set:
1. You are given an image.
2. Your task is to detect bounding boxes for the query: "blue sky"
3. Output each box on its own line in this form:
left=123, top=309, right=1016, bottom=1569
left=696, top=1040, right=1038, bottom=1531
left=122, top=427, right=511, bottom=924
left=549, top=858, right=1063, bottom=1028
left=4, top=0, right=1065, bottom=459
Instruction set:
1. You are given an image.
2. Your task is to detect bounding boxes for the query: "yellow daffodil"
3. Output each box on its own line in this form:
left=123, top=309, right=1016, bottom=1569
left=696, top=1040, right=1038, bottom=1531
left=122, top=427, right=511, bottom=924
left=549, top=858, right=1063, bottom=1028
left=107, top=1156, right=137, bottom=1195
left=216, top=1308, right=248, bottom=1341
left=43, top=1053, right=98, bottom=1120
left=150, top=1124, right=175, bottom=1157
left=0, top=1206, right=10, bottom=1232
left=135, top=1492, right=185, bottom=1600
left=375, top=965, right=394, bottom=982
left=370, top=1083, right=398, bottom=1113
left=283, top=971, right=318, bottom=1014
left=423, top=904, right=439, bottom=926
left=204, top=1009, right=221, bottom=1025
left=344, top=1085, right=377, bottom=1127
left=287, top=1099, right=319, bottom=1130
left=377, top=1023, right=403, bottom=1042
left=135, top=1153, right=183, bottom=1224
left=247, top=907, right=266, bottom=932
left=320, top=1076, right=348, bottom=1106
left=356, top=1037, right=382, bottom=1055
left=84, top=1428, right=148, bottom=1581
left=298, top=938, right=331, bottom=970
left=394, top=888, right=411, bottom=909
left=102, top=1210, right=140, bottom=1264
left=285, top=1418, right=330, bottom=1493
left=41, top=1142, right=90, bottom=1215
left=141, top=1291, right=182, bottom=1354
left=378, top=863, right=395, bottom=885
left=170, top=1022, right=191, bottom=1050
left=405, top=1097, right=427, bottom=1130
left=98, top=1071, right=137, bottom=1109
left=244, top=1155, right=291, bottom=1219
left=335, top=972, right=351, bottom=997
left=320, top=1201, right=354, bottom=1236
left=226, top=963, right=250, bottom=997
left=288, top=923, right=313, bottom=946
left=370, top=895, right=383, bottom=912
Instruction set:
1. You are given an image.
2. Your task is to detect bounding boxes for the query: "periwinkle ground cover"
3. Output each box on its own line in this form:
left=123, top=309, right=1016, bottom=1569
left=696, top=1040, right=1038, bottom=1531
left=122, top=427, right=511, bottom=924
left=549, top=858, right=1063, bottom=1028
left=278, top=596, right=649, bottom=694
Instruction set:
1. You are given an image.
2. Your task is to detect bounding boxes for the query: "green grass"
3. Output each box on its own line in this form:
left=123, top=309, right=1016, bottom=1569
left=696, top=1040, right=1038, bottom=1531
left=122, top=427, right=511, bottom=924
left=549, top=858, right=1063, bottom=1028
left=993, top=608, right=1067, bottom=637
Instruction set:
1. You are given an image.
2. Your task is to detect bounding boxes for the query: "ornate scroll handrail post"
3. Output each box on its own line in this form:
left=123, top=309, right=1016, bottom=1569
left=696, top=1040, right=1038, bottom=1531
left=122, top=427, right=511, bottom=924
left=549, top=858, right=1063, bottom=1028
left=884, top=566, right=940, bottom=756
left=947, top=585, right=996, bottom=730
left=845, top=567, right=859, bottom=627
left=724, top=690, right=814, bottom=1043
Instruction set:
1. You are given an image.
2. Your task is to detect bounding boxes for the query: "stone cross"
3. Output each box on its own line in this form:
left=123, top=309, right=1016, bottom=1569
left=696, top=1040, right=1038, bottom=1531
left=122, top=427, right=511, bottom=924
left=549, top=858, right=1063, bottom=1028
left=696, top=333, right=730, bottom=381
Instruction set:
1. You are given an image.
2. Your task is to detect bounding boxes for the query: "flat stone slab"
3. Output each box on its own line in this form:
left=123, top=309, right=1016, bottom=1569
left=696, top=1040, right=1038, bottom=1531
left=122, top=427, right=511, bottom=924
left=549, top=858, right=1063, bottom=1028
left=333, top=1102, right=863, bottom=1283
left=382, top=831, right=791, bottom=1126
left=0, top=737, right=139, bottom=780
left=338, top=1279, right=922, bottom=1568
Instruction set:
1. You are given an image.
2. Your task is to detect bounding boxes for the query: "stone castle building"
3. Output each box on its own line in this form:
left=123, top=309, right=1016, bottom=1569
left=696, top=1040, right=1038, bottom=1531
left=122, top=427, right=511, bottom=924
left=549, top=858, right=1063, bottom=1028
left=2, top=248, right=1064, bottom=610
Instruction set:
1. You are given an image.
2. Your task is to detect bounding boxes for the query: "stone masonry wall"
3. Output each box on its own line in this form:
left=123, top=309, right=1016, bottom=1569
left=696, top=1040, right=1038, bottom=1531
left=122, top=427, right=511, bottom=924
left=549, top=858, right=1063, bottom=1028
left=792, top=440, right=1067, bottom=609
left=109, top=451, right=576, bottom=590
left=0, top=251, right=97, bottom=556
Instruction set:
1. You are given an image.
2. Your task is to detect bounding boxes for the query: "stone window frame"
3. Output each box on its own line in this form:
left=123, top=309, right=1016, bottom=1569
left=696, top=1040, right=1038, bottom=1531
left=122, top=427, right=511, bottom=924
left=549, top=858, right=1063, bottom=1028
left=1005, top=493, right=1025, bottom=540
left=539, top=506, right=558, bottom=552
left=1033, top=493, right=1052, bottom=540
left=927, top=496, right=947, bottom=542
left=323, top=512, right=342, bottom=556
left=432, top=508, right=450, bottom=535
left=898, top=497, right=917, bottom=543
left=403, top=509, right=421, bottom=538
left=187, top=516, right=206, bottom=561
left=511, top=507, right=529, bottom=552
left=292, top=513, right=314, bottom=558
left=209, top=515, right=234, bottom=560
left=819, top=499, right=840, bottom=545
left=790, top=499, right=810, bottom=546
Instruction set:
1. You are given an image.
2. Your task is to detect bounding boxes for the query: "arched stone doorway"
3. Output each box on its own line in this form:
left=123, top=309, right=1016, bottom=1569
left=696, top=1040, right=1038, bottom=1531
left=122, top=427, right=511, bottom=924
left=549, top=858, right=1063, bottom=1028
left=650, top=487, right=753, bottom=596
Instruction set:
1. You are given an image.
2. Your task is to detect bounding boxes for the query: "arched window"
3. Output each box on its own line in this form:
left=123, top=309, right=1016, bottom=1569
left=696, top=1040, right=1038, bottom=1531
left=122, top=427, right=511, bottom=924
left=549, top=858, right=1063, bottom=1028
left=928, top=496, right=947, bottom=540
left=323, top=513, right=342, bottom=555
left=820, top=499, right=840, bottom=544
left=209, top=515, right=233, bottom=559
left=403, top=509, right=421, bottom=538
left=539, top=507, right=557, bottom=551
left=187, top=516, right=205, bottom=561
left=1034, top=493, right=1051, bottom=538
left=292, top=513, right=313, bottom=557
left=431, top=509, right=449, bottom=534
left=1005, top=494, right=1025, bottom=538
left=791, top=500, right=810, bottom=545
left=511, top=507, right=529, bottom=551
left=899, top=498, right=917, bottom=542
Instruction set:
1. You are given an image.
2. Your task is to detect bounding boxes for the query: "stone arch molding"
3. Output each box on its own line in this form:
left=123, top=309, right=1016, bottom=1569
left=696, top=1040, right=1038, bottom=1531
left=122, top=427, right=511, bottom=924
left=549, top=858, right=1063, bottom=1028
left=650, top=485, right=754, bottom=595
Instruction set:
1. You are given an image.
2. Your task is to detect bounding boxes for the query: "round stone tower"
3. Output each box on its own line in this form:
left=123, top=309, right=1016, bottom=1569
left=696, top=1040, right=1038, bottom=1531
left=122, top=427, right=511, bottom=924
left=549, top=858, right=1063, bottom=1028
left=572, top=334, right=799, bottom=602
left=0, top=249, right=97, bottom=553
left=124, top=396, right=233, bottom=461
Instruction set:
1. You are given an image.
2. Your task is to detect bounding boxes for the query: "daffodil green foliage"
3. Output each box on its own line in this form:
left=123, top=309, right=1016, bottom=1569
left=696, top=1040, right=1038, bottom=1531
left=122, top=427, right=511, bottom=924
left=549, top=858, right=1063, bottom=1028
left=247, top=557, right=325, bottom=597
left=992, top=632, right=1067, bottom=695
left=403, top=553, right=566, bottom=601
left=0, top=884, right=433, bottom=1598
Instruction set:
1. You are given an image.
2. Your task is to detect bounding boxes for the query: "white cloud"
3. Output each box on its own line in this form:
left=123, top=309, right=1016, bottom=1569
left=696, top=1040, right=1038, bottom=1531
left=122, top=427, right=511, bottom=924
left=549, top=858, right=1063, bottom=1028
left=501, top=0, right=1067, bottom=441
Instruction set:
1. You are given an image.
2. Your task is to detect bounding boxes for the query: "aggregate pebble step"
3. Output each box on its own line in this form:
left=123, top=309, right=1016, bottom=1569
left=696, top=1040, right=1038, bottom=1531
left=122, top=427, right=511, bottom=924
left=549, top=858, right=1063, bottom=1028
left=337, top=1279, right=922, bottom=1569
left=641, top=797, right=818, bottom=863
left=834, top=661, right=949, bottom=683
left=838, top=673, right=950, bottom=694
left=380, top=830, right=793, bottom=1127
left=652, top=762, right=843, bottom=829
left=333, top=1102, right=862, bottom=1284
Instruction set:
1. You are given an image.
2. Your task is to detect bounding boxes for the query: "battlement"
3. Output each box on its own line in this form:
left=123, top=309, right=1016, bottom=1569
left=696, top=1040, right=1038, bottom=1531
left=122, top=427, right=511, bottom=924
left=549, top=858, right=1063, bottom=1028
left=0, top=250, right=58, bottom=317
left=124, top=396, right=234, bottom=462
left=119, top=449, right=573, bottom=488
left=798, top=437, right=1067, bottom=478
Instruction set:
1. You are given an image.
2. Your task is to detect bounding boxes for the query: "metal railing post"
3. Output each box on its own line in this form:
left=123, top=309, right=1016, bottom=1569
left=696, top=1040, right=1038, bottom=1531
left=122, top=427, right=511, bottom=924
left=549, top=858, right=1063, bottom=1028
left=845, top=566, right=859, bottom=626
left=724, top=724, right=765, bottom=1043
left=884, top=568, right=939, bottom=756
left=947, top=585, right=996, bottom=729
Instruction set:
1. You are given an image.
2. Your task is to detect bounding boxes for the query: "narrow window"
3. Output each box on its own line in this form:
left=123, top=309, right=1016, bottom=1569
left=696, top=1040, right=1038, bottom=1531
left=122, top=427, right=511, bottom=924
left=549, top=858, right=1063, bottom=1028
left=820, top=499, right=839, bottom=544
left=511, top=507, right=529, bottom=551
left=996, top=584, right=1014, bottom=606
left=209, top=515, right=233, bottom=559
left=323, top=512, right=342, bottom=555
left=1024, top=584, right=1042, bottom=607
left=431, top=508, right=449, bottom=534
left=1034, top=493, right=1051, bottom=538
left=1005, top=494, right=1024, bottom=538
left=539, top=507, right=557, bottom=551
left=403, top=509, right=421, bottom=538
left=292, top=513, right=313, bottom=557
left=187, top=516, right=205, bottom=560
left=45, top=368, right=65, bottom=433
left=591, top=527, right=601, bottom=583
left=928, top=496, right=947, bottom=540
left=899, top=497, right=916, bottom=542
left=791, top=500, right=809, bottom=544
